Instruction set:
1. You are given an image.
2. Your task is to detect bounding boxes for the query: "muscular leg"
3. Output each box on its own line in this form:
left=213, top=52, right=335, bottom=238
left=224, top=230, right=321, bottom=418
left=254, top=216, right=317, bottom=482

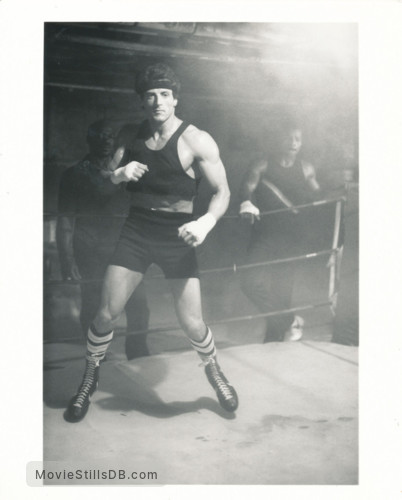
left=169, top=277, right=207, bottom=343
left=79, top=281, right=103, bottom=335
left=93, top=265, right=144, bottom=333
left=85, top=265, right=145, bottom=361
left=65, top=265, right=144, bottom=423
left=169, top=277, right=238, bottom=412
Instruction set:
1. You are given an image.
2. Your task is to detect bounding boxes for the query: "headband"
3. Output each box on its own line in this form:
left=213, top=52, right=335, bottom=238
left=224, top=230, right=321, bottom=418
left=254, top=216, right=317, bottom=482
left=138, top=78, right=177, bottom=95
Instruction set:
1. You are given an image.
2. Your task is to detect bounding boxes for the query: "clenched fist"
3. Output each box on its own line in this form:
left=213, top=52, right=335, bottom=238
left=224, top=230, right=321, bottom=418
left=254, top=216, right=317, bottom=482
left=178, top=213, right=216, bottom=247
left=109, top=147, right=149, bottom=184
left=239, top=200, right=260, bottom=224
left=115, top=161, right=149, bottom=183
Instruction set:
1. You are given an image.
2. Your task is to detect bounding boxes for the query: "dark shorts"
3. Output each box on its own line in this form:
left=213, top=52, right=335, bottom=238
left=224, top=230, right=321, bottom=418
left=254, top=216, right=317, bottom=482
left=110, top=207, right=199, bottom=279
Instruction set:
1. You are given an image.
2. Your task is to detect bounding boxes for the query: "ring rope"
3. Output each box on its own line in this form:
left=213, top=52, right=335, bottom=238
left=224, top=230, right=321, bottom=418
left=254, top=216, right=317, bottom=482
left=43, top=301, right=331, bottom=344
left=43, top=196, right=345, bottom=220
left=45, top=199, right=344, bottom=286
left=44, top=248, right=339, bottom=286
left=224, top=196, right=345, bottom=219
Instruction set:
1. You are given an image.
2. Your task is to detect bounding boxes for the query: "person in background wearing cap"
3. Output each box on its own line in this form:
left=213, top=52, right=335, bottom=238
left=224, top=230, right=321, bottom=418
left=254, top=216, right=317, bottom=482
left=65, top=63, right=238, bottom=422
left=238, top=121, right=321, bottom=343
left=57, top=120, right=150, bottom=360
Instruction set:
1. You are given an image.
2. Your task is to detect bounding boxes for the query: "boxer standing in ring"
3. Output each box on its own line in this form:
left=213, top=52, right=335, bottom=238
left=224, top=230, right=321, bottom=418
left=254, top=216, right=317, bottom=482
left=65, top=63, right=238, bottom=422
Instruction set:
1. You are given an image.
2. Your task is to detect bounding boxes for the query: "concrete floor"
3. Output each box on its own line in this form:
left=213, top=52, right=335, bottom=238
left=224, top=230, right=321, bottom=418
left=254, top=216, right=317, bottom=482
left=43, top=337, right=358, bottom=485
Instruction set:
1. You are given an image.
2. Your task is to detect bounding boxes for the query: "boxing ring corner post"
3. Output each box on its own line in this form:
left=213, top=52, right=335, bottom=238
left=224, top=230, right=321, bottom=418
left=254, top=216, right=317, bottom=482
left=328, top=199, right=345, bottom=317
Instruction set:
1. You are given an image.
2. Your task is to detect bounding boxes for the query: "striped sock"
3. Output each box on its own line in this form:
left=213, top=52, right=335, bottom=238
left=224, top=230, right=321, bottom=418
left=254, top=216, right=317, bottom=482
left=190, top=327, right=217, bottom=360
left=86, top=323, right=114, bottom=362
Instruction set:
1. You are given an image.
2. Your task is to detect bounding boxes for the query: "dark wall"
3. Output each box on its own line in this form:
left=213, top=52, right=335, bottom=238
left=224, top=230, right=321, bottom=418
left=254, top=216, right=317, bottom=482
left=44, top=22, right=358, bottom=218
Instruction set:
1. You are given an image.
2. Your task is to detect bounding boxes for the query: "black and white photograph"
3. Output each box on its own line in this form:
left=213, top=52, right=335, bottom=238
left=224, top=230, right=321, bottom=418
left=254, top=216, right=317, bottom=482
left=42, top=20, right=358, bottom=485
left=1, top=1, right=401, bottom=498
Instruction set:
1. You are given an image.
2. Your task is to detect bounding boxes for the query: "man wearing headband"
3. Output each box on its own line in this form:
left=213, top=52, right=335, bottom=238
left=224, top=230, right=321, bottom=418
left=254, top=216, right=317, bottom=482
left=66, top=63, right=238, bottom=422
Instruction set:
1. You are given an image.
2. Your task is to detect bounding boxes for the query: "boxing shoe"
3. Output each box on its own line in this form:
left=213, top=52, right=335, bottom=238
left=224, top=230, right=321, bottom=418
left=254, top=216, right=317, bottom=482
left=65, top=357, right=100, bottom=423
left=203, top=356, right=238, bottom=412
left=284, top=315, right=304, bottom=342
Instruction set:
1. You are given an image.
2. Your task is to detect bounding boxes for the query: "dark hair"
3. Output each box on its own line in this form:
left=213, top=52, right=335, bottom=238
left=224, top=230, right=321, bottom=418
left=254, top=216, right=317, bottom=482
left=87, top=119, right=114, bottom=140
left=135, top=63, right=181, bottom=98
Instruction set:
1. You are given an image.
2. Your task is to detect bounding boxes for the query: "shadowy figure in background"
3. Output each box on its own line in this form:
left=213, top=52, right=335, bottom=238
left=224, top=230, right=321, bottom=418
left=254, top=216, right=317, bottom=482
left=238, top=120, right=322, bottom=343
left=56, top=120, right=150, bottom=360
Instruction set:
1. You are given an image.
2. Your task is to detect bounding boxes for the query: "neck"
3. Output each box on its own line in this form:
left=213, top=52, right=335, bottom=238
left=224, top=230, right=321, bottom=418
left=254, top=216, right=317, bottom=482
left=149, top=114, right=181, bottom=138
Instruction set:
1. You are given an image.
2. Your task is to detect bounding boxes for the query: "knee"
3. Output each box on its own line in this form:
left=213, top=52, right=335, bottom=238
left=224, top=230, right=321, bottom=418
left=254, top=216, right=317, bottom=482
left=95, top=306, right=121, bottom=330
left=180, top=315, right=206, bottom=339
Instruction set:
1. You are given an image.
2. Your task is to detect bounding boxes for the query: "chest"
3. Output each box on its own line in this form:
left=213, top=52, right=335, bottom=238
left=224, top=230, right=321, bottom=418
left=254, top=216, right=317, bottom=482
left=146, top=135, right=194, bottom=168
left=130, top=135, right=196, bottom=179
left=257, top=162, right=312, bottom=208
left=264, top=162, right=306, bottom=190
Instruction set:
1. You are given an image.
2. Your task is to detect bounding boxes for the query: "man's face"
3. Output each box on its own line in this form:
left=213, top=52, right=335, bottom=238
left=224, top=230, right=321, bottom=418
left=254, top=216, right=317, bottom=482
left=280, top=129, right=303, bottom=156
left=142, top=88, right=177, bottom=123
left=88, top=125, right=115, bottom=158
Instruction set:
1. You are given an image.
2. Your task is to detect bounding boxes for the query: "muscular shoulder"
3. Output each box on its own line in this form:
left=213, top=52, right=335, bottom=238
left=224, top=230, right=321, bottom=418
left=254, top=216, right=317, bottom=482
left=181, top=124, right=219, bottom=161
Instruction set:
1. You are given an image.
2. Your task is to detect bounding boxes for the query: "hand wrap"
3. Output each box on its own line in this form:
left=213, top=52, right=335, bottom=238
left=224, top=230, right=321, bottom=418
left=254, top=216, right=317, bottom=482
left=178, top=213, right=217, bottom=246
left=239, top=200, right=260, bottom=217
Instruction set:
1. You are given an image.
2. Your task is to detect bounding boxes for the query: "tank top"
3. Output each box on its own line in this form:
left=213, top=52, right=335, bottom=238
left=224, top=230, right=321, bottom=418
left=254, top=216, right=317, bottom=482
left=254, top=158, right=317, bottom=244
left=256, top=158, right=314, bottom=212
left=126, top=121, right=200, bottom=201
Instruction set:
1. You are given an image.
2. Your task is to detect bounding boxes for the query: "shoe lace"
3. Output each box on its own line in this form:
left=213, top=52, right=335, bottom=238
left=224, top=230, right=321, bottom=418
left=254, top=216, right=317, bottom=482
left=204, top=358, right=234, bottom=401
left=199, top=355, right=214, bottom=368
left=74, top=360, right=98, bottom=407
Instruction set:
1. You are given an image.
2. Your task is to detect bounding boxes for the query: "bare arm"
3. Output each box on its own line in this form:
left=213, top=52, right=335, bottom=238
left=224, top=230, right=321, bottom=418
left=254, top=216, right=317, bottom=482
left=239, top=158, right=268, bottom=203
left=178, top=130, right=230, bottom=247
left=238, top=159, right=267, bottom=223
left=193, top=130, right=230, bottom=221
